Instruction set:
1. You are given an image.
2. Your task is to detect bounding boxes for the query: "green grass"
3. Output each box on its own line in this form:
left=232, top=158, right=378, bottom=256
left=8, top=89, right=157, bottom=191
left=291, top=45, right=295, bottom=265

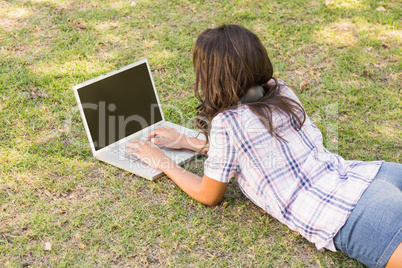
left=0, top=0, right=400, bottom=267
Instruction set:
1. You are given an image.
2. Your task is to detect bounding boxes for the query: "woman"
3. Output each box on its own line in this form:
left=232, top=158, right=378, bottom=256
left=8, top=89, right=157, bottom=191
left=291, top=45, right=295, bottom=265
left=125, top=25, right=402, bottom=268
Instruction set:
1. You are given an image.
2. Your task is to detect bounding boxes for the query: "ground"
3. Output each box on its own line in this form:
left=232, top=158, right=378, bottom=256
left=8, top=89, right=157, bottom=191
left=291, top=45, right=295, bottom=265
left=0, top=0, right=401, bottom=267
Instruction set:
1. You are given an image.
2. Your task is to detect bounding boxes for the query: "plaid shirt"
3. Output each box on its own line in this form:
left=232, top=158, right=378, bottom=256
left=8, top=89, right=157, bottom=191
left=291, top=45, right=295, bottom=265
left=204, top=80, right=383, bottom=250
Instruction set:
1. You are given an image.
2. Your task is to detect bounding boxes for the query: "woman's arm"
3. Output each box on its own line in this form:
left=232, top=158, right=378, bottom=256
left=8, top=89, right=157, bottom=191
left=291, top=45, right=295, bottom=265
left=181, top=136, right=209, bottom=154
left=147, top=126, right=209, bottom=154
left=161, top=160, right=227, bottom=206
left=125, top=140, right=226, bottom=206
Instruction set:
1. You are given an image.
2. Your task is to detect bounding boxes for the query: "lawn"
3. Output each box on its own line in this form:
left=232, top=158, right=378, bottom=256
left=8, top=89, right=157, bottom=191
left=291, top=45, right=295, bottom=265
left=0, top=0, right=401, bottom=267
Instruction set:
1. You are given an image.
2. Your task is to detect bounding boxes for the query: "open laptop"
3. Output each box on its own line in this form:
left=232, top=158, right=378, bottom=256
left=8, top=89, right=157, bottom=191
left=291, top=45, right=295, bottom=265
left=73, top=59, right=203, bottom=180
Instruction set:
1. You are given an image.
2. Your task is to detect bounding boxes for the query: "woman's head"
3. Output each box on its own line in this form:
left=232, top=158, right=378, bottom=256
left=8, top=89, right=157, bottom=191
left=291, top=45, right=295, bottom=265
left=193, top=25, right=273, bottom=115
left=193, top=24, right=305, bottom=144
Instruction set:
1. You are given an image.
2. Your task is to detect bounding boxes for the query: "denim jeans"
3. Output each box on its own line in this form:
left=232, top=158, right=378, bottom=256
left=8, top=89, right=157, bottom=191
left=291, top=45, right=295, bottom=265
left=333, top=162, right=402, bottom=268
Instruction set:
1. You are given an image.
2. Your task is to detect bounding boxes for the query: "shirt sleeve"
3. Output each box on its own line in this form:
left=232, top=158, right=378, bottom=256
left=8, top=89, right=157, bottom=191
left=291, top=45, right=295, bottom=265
left=203, top=114, right=238, bottom=183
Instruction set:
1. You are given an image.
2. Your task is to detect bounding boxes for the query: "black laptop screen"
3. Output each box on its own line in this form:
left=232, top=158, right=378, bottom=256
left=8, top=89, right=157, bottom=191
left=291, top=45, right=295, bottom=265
left=77, top=62, right=163, bottom=151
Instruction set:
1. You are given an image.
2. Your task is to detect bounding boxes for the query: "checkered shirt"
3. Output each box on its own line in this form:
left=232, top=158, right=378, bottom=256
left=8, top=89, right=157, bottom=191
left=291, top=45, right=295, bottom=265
left=203, top=80, right=383, bottom=250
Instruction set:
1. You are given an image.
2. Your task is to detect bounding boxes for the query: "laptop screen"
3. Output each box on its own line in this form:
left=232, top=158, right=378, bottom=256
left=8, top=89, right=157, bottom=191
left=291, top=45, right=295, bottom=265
left=76, top=61, right=163, bottom=151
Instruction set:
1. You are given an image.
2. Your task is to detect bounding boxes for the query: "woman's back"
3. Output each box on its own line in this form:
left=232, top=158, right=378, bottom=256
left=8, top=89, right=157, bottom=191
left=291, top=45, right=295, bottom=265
left=204, top=79, right=383, bottom=250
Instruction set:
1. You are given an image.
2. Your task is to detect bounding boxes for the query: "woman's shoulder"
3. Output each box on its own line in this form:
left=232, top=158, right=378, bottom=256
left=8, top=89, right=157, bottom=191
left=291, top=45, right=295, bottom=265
left=212, top=106, right=252, bottom=128
left=268, top=78, right=287, bottom=86
left=213, top=106, right=247, bottom=121
left=268, top=78, right=291, bottom=92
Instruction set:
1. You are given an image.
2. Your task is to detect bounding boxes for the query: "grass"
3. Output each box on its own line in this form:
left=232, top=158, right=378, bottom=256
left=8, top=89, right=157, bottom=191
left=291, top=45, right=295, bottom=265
left=0, top=0, right=401, bottom=267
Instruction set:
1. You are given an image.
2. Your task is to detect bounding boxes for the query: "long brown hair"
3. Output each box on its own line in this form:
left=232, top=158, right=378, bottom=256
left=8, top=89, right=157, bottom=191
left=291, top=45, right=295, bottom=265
left=193, top=24, right=305, bottom=143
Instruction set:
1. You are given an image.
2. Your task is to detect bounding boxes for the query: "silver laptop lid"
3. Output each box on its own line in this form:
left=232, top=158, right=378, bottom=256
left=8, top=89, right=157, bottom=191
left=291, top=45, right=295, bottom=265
left=73, top=59, right=164, bottom=154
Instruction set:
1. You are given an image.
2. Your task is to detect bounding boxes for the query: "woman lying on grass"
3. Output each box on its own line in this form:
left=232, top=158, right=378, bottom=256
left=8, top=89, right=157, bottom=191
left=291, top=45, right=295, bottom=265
left=125, top=25, right=402, bottom=268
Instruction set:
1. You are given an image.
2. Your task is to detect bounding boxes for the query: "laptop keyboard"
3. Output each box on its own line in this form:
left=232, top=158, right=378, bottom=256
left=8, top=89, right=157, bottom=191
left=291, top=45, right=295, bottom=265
left=110, top=146, right=140, bottom=162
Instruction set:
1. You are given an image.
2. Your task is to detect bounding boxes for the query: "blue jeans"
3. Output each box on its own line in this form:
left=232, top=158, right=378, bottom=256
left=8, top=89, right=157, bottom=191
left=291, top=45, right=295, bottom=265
left=333, top=162, right=402, bottom=268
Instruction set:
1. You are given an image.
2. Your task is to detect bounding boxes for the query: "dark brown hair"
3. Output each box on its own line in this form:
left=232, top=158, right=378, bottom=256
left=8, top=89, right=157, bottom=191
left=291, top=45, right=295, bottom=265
left=193, top=24, right=305, bottom=143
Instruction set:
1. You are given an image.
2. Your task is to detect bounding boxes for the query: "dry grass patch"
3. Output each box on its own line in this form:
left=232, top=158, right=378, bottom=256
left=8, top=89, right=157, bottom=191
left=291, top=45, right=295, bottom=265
left=315, top=21, right=360, bottom=47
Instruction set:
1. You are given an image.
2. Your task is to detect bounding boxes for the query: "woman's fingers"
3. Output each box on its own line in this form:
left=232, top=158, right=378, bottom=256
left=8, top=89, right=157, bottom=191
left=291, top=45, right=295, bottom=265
left=126, top=139, right=149, bottom=151
left=126, top=139, right=161, bottom=152
left=124, top=147, right=139, bottom=155
left=124, top=138, right=169, bottom=170
left=127, top=126, right=184, bottom=151
left=147, top=126, right=176, bottom=139
left=147, top=127, right=170, bottom=139
left=150, top=137, right=167, bottom=145
left=147, top=130, right=158, bottom=139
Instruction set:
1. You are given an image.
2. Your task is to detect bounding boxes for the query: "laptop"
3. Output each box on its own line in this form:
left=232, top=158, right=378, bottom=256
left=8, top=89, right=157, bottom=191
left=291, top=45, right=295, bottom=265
left=73, top=59, right=203, bottom=180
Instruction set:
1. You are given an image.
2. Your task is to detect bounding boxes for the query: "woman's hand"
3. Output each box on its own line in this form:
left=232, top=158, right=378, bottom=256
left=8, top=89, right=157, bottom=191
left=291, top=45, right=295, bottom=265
left=147, top=126, right=186, bottom=150
left=147, top=126, right=209, bottom=154
left=125, top=139, right=174, bottom=170
left=126, top=135, right=227, bottom=207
